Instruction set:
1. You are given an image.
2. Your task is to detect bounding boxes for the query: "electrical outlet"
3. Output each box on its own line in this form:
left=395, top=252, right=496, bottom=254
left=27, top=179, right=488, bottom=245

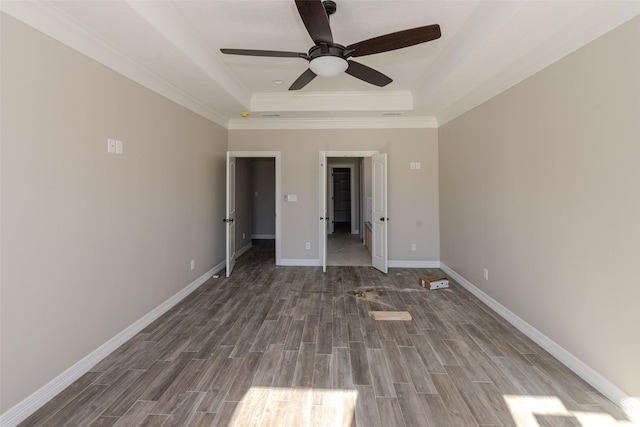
left=483, top=268, right=489, bottom=281
left=191, top=260, right=195, bottom=271
left=305, top=242, right=311, bottom=250
left=411, top=243, right=416, bottom=251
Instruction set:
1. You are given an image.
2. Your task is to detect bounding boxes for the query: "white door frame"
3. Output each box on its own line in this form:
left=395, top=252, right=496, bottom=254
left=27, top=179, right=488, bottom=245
left=227, top=151, right=282, bottom=268
left=319, top=152, right=327, bottom=272
left=319, top=151, right=381, bottom=272
left=328, top=164, right=357, bottom=235
left=226, top=153, right=237, bottom=277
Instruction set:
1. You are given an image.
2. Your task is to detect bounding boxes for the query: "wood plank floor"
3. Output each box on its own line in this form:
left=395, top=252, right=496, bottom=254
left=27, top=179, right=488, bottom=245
left=19, top=240, right=635, bottom=426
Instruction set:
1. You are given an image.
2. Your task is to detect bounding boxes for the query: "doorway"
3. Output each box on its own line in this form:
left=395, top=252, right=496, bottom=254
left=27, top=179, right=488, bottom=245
left=332, top=167, right=351, bottom=233
left=225, top=151, right=281, bottom=277
left=319, top=151, right=388, bottom=273
left=326, top=160, right=368, bottom=266
left=329, top=164, right=358, bottom=234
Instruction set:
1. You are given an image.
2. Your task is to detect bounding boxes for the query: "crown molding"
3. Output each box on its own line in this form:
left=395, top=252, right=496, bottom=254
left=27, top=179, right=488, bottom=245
left=6, top=1, right=636, bottom=131
left=0, top=1, right=229, bottom=128
left=436, top=2, right=640, bottom=126
left=251, top=91, right=413, bottom=112
left=228, top=116, right=437, bottom=130
left=126, top=1, right=250, bottom=109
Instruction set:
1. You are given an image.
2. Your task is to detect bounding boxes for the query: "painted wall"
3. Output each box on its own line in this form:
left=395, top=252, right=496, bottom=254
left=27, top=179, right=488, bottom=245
left=228, top=128, right=440, bottom=264
left=251, top=158, right=276, bottom=238
left=439, top=15, right=640, bottom=400
left=0, top=14, right=228, bottom=412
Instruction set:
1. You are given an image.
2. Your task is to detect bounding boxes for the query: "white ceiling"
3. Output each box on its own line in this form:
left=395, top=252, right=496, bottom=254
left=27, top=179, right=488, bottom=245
left=3, top=1, right=639, bottom=129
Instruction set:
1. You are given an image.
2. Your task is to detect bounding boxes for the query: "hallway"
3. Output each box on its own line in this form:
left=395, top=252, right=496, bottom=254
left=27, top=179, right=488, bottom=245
left=326, top=232, right=371, bottom=267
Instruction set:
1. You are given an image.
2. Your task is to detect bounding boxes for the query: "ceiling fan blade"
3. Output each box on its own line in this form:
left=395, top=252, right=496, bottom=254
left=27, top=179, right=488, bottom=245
left=345, top=61, right=392, bottom=87
left=289, top=68, right=317, bottom=90
left=346, top=24, right=441, bottom=57
left=221, top=48, right=306, bottom=58
left=295, top=0, right=333, bottom=45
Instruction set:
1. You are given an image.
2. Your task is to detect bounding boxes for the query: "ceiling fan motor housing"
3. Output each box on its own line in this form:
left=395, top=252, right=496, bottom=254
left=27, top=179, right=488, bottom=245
left=308, top=44, right=347, bottom=60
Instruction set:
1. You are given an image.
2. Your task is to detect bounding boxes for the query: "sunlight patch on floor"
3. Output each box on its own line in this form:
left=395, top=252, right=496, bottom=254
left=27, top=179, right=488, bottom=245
left=229, top=387, right=358, bottom=426
left=504, top=395, right=638, bottom=427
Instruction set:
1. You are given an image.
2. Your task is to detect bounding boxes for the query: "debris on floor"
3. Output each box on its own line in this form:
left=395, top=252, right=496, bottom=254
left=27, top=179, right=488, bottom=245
left=347, top=289, right=396, bottom=309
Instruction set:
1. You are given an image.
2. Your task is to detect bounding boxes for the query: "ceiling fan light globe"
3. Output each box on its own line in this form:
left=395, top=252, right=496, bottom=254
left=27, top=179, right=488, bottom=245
left=309, top=56, right=348, bottom=77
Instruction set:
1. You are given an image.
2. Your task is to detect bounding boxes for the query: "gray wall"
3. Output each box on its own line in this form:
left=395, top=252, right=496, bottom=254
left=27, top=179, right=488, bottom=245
left=229, top=128, right=440, bottom=263
left=1, top=14, right=228, bottom=411
left=251, top=158, right=276, bottom=238
left=439, top=16, right=640, bottom=399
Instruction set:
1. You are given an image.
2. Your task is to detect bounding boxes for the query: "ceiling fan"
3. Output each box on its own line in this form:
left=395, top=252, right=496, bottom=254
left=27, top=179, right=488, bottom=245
left=220, top=0, right=441, bottom=90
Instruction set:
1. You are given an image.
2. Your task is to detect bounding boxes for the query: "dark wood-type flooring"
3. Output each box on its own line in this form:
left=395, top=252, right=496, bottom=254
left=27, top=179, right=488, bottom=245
left=19, top=240, right=633, bottom=426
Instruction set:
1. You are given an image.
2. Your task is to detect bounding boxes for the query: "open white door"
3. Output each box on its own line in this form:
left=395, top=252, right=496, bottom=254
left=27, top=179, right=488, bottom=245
left=225, top=152, right=236, bottom=277
left=319, top=152, right=328, bottom=272
left=371, top=153, right=388, bottom=273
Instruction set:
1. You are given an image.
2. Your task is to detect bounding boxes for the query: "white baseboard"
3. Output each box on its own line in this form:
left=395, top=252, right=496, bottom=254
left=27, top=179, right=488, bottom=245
left=251, top=234, right=275, bottom=239
left=388, top=260, right=441, bottom=268
left=440, top=263, right=640, bottom=422
left=0, top=264, right=222, bottom=427
left=236, top=242, right=252, bottom=259
left=278, top=259, right=440, bottom=268
left=279, top=258, right=321, bottom=267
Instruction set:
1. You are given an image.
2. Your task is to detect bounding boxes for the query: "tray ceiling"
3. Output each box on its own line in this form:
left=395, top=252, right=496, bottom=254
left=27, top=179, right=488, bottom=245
left=2, top=1, right=638, bottom=129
